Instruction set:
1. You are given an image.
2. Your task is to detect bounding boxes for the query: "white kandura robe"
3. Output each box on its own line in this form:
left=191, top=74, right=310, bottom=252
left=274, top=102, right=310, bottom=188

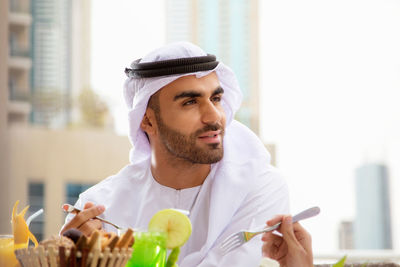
left=65, top=121, right=289, bottom=267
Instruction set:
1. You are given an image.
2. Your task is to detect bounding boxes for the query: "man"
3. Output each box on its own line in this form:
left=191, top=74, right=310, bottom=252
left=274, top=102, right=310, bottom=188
left=61, top=42, right=289, bottom=266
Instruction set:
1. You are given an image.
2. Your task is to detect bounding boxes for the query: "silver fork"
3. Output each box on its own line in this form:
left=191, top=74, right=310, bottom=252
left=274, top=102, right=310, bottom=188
left=220, top=206, right=320, bottom=254
left=62, top=204, right=124, bottom=233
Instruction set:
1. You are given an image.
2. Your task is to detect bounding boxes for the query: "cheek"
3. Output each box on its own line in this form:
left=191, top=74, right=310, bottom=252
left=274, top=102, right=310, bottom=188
left=162, top=111, right=200, bottom=132
left=217, top=106, right=227, bottom=125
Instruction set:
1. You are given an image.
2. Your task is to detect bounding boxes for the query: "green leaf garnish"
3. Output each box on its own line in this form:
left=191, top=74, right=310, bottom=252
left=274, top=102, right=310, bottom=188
left=332, top=255, right=347, bottom=267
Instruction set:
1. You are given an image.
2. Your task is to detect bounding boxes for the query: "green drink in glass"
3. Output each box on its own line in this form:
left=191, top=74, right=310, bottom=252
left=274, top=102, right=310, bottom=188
left=126, top=231, right=167, bottom=267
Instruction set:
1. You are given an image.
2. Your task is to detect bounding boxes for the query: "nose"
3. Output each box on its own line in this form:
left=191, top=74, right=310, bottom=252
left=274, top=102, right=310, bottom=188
left=201, top=101, right=223, bottom=125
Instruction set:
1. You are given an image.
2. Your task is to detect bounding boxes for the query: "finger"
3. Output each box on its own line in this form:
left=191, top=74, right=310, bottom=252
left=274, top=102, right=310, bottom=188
left=262, top=240, right=272, bottom=258
left=293, top=222, right=313, bottom=251
left=65, top=204, right=105, bottom=230
left=266, top=215, right=284, bottom=227
left=83, top=202, right=95, bottom=209
left=293, top=221, right=311, bottom=241
left=262, top=232, right=283, bottom=248
left=261, top=232, right=268, bottom=242
left=78, top=219, right=103, bottom=237
left=280, top=216, right=301, bottom=248
left=261, top=231, right=276, bottom=242
left=262, top=238, right=279, bottom=259
left=262, top=234, right=286, bottom=260
left=89, top=219, right=103, bottom=230
left=60, top=202, right=97, bottom=234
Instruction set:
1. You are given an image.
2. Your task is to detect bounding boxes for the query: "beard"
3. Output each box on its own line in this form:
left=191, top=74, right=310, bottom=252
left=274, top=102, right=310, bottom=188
left=156, top=114, right=224, bottom=164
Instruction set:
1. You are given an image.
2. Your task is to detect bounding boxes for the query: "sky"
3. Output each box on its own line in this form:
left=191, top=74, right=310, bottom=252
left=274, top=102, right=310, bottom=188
left=91, top=0, right=400, bottom=255
left=259, top=0, right=400, bottom=254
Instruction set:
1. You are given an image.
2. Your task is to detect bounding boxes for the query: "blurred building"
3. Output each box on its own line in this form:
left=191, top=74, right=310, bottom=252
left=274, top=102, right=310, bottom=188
left=166, top=0, right=260, bottom=134
left=0, top=0, right=9, bottom=236
left=7, top=128, right=131, bottom=240
left=1, top=0, right=33, bottom=237
left=30, top=0, right=91, bottom=127
left=338, top=220, right=354, bottom=250
left=7, top=0, right=32, bottom=125
left=0, top=0, right=128, bottom=241
left=354, top=163, right=392, bottom=249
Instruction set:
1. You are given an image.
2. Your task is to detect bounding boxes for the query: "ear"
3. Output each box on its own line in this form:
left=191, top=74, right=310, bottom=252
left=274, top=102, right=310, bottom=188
left=140, top=108, right=157, bottom=136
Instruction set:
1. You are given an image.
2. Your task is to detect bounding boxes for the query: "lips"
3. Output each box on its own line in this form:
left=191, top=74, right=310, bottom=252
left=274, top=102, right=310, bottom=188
left=198, top=130, right=222, bottom=144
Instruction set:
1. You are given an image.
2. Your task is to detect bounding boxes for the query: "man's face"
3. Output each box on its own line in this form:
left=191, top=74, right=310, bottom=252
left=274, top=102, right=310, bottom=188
left=152, top=72, right=226, bottom=164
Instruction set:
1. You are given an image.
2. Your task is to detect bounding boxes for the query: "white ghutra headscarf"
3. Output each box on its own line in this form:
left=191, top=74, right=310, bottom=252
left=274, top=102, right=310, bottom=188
left=122, top=41, right=245, bottom=165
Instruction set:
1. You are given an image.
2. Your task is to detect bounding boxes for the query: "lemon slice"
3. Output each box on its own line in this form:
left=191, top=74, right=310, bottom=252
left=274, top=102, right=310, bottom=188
left=148, top=209, right=192, bottom=249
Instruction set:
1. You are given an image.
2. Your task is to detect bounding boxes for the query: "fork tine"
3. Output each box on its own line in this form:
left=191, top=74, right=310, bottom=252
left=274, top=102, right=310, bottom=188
left=220, top=232, right=246, bottom=254
left=220, top=235, right=240, bottom=250
left=221, top=240, right=241, bottom=254
left=220, top=232, right=241, bottom=248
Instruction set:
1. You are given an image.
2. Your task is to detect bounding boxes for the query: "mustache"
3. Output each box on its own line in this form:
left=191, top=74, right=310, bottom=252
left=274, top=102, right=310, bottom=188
left=194, top=123, right=224, bottom=136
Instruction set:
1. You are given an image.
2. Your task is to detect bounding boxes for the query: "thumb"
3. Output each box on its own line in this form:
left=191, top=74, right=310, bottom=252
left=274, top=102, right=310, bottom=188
left=280, top=216, right=300, bottom=248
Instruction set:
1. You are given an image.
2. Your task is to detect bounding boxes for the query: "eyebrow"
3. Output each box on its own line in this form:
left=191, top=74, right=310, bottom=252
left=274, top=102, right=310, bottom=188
left=173, top=86, right=224, bottom=101
left=213, top=86, right=224, bottom=96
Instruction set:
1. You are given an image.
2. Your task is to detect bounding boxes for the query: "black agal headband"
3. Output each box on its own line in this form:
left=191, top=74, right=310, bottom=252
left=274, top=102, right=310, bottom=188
left=124, top=54, right=219, bottom=78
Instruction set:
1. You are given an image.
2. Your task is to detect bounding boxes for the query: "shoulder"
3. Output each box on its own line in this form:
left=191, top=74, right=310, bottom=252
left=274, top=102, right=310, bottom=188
left=222, top=120, right=271, bottom=166
left=239, top=165, right=290, bottom=220
left=218, top=120, right=288, bottom=192
left=258, top=165, right=289, bottom=197
left=216, top=120, right=279, bottom=183
left=77, top=163, right=148, bottom=204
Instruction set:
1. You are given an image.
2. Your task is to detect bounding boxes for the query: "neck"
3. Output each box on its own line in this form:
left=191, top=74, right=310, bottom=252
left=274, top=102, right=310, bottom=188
left=150, top=149, right=211, bottom=190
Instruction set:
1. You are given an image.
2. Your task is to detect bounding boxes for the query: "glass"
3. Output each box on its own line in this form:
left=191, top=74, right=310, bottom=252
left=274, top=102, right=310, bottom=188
left=0, top=235, right=19, bottom=267
left=126, top=231, right=167, bottom=267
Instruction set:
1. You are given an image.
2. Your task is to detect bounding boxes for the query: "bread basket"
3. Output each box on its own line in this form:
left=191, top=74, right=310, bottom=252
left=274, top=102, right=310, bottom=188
left=15, top=245, right=133, bottom=267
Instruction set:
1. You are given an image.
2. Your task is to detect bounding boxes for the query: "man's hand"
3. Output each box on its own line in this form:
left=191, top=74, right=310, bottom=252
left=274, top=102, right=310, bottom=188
left=60, top=202, right=105, bottom=237
left=261, top=215, right=313, bottom=267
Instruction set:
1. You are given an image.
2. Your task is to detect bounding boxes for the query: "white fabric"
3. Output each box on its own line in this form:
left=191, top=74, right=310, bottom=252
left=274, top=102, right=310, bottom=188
left=65, top=42, right=290, bottom=266
left=66, top=121, right=289, bottom=266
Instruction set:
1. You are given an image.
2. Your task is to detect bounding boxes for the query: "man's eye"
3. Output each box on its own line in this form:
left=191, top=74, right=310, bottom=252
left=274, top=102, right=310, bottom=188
left=212, top=96, right=222, bottom=102
left=183, top=99, right=196, bottom=106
